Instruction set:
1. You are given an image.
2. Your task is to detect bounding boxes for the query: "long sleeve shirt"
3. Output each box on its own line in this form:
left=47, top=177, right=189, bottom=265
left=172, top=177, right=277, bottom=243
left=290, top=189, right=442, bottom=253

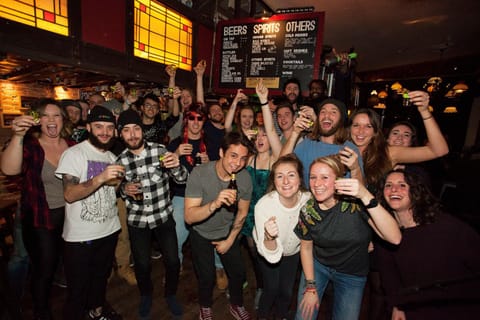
left=253, top=190, right=311, bottom=263
left=117, top=141, right=188, bottom=228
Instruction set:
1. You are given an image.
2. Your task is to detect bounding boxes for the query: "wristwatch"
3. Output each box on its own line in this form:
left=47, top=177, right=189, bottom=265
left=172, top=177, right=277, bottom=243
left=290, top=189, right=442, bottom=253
left=365, top=198, right=379, bottom=209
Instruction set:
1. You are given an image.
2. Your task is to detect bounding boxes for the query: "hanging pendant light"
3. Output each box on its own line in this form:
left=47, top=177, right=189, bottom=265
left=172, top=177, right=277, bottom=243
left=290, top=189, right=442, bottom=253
left=452, top=82, right=468, bottom=94
left=443, top=106, right=458, bottom=113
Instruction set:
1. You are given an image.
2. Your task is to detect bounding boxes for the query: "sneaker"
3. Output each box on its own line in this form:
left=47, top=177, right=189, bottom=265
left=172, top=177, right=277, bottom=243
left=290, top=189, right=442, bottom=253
left=117, top=265, right=137, bottom=286
left=138, top=295, right=152, bottom=319
left=229, top=304, right=251, bottom=320
left=166, top=295, right=183, bottom=316
left=52, top=278, right=67, bottom=288
left=199, top=306, right=213, bottom=320
left=216, top=268, right=228, bottom=290
left=88, top=307, right=122, bottom=320
left=151, top=249, right=162, bottom=259
left=254, top=288, right=263, bottom=310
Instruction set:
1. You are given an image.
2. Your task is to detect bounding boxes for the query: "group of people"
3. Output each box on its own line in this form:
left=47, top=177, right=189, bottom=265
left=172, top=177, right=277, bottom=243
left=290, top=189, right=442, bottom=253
left=1, top=60, right=480, bottom=320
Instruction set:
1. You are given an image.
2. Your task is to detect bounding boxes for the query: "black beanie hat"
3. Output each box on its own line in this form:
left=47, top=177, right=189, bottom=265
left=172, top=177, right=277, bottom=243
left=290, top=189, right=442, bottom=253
left=117, top=109, right=142, bottom=132
left=317, top=98, right=348, bottom=122
left=87, top=105, right=116, bottom=124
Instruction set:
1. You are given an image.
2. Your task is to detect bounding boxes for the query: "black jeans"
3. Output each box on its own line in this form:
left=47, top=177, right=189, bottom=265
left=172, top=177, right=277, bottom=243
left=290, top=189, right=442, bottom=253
left=22, top=207, right=64, bottom=319
left=258, top=253, right=299, bottom=318
left=63, top=231, right=119, bottom=320
left=128, top=215, right=180, bottom=297
left=190, top=229, right=246, bottom=307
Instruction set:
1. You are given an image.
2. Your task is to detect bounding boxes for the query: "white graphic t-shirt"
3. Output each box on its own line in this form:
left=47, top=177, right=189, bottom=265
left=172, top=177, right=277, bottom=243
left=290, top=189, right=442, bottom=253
left=56, top=140, right=121, bottom=242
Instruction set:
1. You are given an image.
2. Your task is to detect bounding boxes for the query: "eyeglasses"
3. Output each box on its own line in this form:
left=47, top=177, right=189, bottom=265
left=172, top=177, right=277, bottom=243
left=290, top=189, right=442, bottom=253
left=143, top=103, right=158, bottom=110
left=187, top=115, right=204, bottom=121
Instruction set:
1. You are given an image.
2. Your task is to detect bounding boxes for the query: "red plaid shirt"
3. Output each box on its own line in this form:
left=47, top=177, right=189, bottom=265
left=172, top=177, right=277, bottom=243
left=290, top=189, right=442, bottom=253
left=20, top=135, right=75, bottom=229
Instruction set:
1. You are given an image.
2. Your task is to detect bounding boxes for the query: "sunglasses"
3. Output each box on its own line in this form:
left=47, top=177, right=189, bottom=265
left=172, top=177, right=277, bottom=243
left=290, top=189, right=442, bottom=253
left=187, top=115, right=204, bottom=121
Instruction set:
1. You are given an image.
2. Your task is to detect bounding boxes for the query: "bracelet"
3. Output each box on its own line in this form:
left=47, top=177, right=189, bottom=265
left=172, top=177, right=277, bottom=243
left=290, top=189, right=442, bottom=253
left=303, top=287, right=317, bottom=295
left=422, top=115, right=433, bottom=120
left=306, top=279, right=316, bottom=286
left=260, top=101, right=269, bottom=106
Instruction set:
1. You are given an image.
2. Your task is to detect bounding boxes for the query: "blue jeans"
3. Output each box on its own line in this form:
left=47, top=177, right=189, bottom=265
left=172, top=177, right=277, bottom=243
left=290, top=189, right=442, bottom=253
left=128, top=215, right=180, bottom=297
left=172, top=196, right=189, bottom=264
left=295, top=259, right=367, bottom=320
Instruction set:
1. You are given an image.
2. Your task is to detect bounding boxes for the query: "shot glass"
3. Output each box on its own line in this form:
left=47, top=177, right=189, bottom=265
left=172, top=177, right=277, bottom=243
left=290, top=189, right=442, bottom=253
left=131, top=176, right=143, bottom=201
left=28, top=110, right=41, bottom=125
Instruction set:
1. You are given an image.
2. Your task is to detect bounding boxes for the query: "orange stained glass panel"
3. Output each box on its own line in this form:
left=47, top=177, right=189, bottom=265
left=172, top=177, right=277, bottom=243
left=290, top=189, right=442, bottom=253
left=0, top=0, right=68, bottom=36
left=133, top=0, right=192, bottom=71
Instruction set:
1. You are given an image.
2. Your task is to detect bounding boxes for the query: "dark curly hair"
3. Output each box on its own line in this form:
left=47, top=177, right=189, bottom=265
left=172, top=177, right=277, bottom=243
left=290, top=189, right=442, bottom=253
left=379, top=169, right=442, bottom=226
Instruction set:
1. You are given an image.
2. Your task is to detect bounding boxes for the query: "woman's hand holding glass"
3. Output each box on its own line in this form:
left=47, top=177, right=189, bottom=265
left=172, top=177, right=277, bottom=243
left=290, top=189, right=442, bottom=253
left=334, top=178, right=368, bottom=200
left=11, top=114, right=37, bottom=136
left=233, top=88, right=248, bottom=104
left=408, top=90, right=429, bottom=112
left=338, top=147, right=360, bottom=172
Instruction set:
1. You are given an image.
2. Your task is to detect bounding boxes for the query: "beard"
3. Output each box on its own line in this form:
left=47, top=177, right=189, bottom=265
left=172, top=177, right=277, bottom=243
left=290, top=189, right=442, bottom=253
left=287, top=94, right=298, bottom=104
left=125, top=138, right=144, bottom=151
left=319, top=121, right=340, bottom=137
left=89, top=133, right=116, bottom=151
left=209, top=114, right=224, bottom=124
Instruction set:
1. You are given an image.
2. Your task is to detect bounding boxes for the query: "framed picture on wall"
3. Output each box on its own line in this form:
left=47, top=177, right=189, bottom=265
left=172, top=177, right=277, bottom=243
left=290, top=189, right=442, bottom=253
left=20, top=96, right=39, bottom=109
left=0, top=113, right=22, bottom=128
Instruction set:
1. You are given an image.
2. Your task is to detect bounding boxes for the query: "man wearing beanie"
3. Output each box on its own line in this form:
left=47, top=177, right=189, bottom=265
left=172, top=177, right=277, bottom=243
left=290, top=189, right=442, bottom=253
left=116, top=109, right=187, bottom=319
left=56, top=105, right=123, bottom=320
left=280, top=98, right=364, bottom=183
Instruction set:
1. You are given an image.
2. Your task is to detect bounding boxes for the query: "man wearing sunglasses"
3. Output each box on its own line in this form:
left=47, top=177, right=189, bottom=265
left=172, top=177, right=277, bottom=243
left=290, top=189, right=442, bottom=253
left=167, top=104, right=209, bottom=274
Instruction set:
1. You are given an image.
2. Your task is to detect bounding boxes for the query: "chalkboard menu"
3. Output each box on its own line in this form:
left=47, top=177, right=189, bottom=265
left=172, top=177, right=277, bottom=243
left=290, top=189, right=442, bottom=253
left=214, top=12, right=325, bottom=95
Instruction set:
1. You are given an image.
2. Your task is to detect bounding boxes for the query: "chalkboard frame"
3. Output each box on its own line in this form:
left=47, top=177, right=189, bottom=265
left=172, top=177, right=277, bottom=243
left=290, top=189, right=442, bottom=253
left=214, top=11, right=325, bottom=96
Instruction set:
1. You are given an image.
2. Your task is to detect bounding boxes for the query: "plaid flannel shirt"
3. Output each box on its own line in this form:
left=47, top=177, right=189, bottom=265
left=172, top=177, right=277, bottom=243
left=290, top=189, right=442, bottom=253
left=117, top=142, right=188, bottom=228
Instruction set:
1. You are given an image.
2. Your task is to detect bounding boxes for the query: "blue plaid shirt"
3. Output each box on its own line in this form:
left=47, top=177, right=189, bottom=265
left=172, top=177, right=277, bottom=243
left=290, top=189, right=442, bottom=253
left=117, top=142, right=188, bottom=228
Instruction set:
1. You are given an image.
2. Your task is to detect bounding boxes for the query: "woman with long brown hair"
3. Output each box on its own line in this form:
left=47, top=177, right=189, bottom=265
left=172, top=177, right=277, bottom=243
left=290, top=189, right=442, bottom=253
left=348, top=90, right=448, bottom=191
left=1, top=98, right=73, bottom=319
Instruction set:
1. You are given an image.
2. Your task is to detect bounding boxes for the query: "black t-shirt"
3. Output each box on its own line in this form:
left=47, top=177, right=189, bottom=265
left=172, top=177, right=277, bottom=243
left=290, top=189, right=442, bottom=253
left=142, top=115, right=179, bottom=145
left=203, top=120, right=225, bottom=161
left=295, top=199, right=372, bottom=276
left=167, top=137, right=202, bottom=197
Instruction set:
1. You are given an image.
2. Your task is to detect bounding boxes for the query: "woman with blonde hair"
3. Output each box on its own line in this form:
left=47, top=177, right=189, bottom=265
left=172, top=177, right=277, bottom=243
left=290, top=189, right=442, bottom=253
left=295, top=155, right=402, bottom=320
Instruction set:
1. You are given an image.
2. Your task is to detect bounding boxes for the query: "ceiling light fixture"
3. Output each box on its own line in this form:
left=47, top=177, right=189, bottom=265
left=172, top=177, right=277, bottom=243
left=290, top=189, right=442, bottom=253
left=443, top=106, right=458, bottom=113
left=452, top=82, right=468, bottom=94
left=390, top=82, right=402, bottom=93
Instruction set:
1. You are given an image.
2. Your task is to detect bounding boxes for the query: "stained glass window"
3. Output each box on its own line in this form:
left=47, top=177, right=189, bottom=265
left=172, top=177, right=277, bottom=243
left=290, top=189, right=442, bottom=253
left=134, top=0, right=192, bottom=71
left=0, top=0, right=69, bottom=36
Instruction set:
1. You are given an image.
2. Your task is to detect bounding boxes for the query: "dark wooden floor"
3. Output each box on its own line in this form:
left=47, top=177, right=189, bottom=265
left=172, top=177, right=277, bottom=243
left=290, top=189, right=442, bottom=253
left=17, top=241, right=373, bottom=320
